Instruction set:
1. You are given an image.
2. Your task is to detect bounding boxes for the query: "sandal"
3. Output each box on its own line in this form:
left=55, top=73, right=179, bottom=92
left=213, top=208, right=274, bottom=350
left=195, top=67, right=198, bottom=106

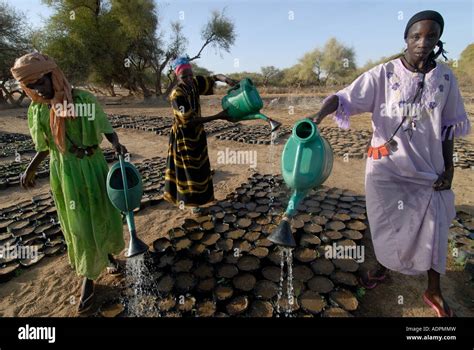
left=106, top=260, right=122, bottom=275
left=358, top=276, right=377, bottom=289
left=192, top=207, right=203, bottom=215
left=77, top=286, right=95, bottom=314
left=422, top=292, right=456, bottom=317
left=358, top=270, right=388, bottom=289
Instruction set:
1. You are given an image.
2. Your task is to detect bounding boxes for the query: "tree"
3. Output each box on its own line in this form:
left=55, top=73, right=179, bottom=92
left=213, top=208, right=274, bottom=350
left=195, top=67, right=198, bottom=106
left=151, top=21, right=187, bottom=97
left=298, top=49, right=324, bottom=85
left=190, top=9, right=236, bottom=61
left=227, top=71, right=264, bottom=85
left=280, top=38, right=357, bottom=87
left=456, top=43, right=474, bottom=85
left=0, top=2, right=31, bottom=105
left=38, top=0, right=129, bottom=94
left=261, top=66, right=283, bottom=86
left=191, top=63, right=213, bottom=77
left=109, top=0, right=160, bottom=97
left=320, top=38, right=356, bottom=84
left=162, top=9, right=236, bottom=98
left=38, top=0, right=162, bottom=97
left=35, top=2, right=236, bottom=98
left=281, top=65, right=303, bottom=87
left=359, top=50, right=404, bottom=73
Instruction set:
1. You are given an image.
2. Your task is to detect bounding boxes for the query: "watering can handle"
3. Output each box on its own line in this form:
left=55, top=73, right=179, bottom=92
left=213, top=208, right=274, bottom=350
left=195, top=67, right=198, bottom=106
left=226, top=82, right=240, bottom=94
left=226, top=77, right=256, bottom=94
left=119, top=154, right=131, bottom=212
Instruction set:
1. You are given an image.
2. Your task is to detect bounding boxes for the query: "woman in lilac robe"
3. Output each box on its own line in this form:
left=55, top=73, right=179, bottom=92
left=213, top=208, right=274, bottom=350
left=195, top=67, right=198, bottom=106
left=310, top=10, right=470, bottom=317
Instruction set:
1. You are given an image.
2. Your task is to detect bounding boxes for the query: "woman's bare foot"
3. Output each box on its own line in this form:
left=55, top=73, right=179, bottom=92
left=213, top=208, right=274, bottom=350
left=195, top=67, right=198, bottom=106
left=106, top=254, right=122, bottom=275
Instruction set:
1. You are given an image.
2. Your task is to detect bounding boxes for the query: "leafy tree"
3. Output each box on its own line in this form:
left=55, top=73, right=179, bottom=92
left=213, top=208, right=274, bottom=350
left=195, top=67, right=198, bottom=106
left=36, top=2, right=236, bottom=99
left=261, top=66, right=283, bottom=86
left=0, top=1, right=31, bottom=105
left=359, top=50, right=404, bottom=72
left=38, top=0, right=128, bottom=95
left=280, top=38, right=356, bottom=87
left=456, top=43, right=474, bottom=85
left=191, top=63, right=213, bottom=77
left=162, top=10, right=236, bottom=97
left=321, top=37, right=356, bottom=84
left=227, top=72, right=264, bottom=85
left=191, top=9, right=236, bottom=60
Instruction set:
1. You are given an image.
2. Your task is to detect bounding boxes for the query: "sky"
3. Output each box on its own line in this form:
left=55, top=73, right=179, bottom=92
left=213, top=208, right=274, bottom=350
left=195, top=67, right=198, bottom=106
left=8, top=0, right=474, bottom=74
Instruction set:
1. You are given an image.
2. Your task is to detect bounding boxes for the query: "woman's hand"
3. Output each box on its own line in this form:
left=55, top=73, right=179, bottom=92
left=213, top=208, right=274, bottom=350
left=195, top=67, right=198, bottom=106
left=312, top=112, right=326, bottom=125
left=19, top=151, right=48, bottom=189
left=437, top=135, right=454, bottom=191
left=20, top=168, right=36, bottom=189
left=215, top=109, right=235, bottom=122
left=311, top=95, right=339, bottom=125
left=113, top=142, right=128, bottom=156
left=225, top=77, right=238, bottom=87
left=105, top=132, right=128, bottom=156
left=433, top=166, right=454, bottom=191
left=217, top=109, right=231, bottom=121
left=214, top=74, right=238, bottom=87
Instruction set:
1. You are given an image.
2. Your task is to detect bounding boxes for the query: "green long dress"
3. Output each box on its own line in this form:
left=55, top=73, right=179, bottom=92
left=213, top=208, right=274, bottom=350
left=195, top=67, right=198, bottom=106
left=27, top=89, right=124, bottom=280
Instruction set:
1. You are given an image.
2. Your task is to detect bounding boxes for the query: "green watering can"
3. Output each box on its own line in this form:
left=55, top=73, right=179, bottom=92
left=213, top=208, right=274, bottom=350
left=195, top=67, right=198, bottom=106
left=221, top=78, right=281, bottom=132
left=107, top=155, right=149, bottom=258
left=268, top=119, right=333, bottom=247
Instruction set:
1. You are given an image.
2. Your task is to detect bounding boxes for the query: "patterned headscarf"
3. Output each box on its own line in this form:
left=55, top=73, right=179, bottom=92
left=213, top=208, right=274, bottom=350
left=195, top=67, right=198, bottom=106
left=172, top=56, right=192, bottom=76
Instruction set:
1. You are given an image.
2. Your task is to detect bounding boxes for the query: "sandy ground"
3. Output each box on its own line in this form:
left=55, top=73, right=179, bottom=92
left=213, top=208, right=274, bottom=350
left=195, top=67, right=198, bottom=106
left=0, top=96, right=473, bottom=317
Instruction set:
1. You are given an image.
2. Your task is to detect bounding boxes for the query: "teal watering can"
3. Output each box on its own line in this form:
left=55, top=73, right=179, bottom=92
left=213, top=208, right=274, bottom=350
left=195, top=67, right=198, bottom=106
left=221, top=78, right=281, bottom=132
left=107, top=155, right=148, bottom=257
left=268, top=119, right=333, bottom=247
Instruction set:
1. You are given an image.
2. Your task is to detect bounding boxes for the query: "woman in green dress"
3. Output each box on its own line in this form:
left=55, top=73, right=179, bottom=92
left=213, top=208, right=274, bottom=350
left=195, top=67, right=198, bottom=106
left=11, top=52, right=127, bottom=313
left=164, top=57, right=237, bottom=212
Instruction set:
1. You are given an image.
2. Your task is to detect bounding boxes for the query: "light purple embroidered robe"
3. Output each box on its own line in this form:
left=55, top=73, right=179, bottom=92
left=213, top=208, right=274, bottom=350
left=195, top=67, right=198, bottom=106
left=328, top=58, right=471, bottom=274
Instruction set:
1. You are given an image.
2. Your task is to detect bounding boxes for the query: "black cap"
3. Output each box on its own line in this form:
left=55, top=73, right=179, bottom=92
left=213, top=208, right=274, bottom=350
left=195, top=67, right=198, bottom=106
left=404, top=10, right=444, bottom=39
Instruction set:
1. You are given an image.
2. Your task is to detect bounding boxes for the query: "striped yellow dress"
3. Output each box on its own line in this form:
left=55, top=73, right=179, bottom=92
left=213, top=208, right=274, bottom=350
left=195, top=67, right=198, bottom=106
left=164, top=75, right=216, bottom=207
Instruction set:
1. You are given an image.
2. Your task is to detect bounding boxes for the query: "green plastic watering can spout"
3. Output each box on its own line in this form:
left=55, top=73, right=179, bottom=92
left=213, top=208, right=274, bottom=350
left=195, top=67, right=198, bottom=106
left=250, top=112, right=268, bottom=121
left=124, top=210, right=148, bottom=258
left=126, top=226, right=149, bottom=258
left=269, top=118, right=282, bottom=133
left=248, top=113, right=282, bottom=132
left=117, top=155, right=148, bottom=258
left=285, top=189, right=307, bottom=217
left=267, top=189, right=305, bottom=247
left=267, top=217, right=296, bottom=247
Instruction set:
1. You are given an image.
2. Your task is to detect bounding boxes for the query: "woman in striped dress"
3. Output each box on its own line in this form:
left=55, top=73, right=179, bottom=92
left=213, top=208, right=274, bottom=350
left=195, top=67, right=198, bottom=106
left=164, top=57, right=237, bottom=212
